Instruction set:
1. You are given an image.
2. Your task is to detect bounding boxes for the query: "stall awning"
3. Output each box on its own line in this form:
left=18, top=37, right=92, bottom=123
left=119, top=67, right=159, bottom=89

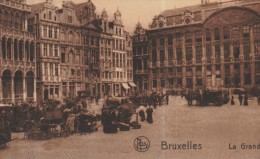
left=128, top=82, right=137, bottom=87
left=122, top=83, right=130, bottom=90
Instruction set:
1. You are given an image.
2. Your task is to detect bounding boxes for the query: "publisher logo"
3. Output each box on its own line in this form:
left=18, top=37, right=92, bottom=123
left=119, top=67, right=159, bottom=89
left=134, top=136, right=150, bottom=152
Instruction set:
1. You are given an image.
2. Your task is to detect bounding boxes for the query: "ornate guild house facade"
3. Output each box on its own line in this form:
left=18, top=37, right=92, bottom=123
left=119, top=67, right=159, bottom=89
left=0, top=0, right=36, bottom=104
left=133, top=0, right=260, bottom=93
left=0, top=0, right=134, bottom=104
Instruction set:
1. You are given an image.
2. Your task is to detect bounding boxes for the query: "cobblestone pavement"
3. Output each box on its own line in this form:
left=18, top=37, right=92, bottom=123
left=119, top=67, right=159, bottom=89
left=1, top=96, right=260, bottom=159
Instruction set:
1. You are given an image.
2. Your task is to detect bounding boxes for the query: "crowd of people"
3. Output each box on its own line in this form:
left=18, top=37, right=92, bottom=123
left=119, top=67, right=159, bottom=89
left=230, top=93, right=250, bottom=106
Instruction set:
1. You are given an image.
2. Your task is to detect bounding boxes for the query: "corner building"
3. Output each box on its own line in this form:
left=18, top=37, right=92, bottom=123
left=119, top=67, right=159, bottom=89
left=0, top=0, right=36, bottom=104
left=133, top=0, right=260, bottom=93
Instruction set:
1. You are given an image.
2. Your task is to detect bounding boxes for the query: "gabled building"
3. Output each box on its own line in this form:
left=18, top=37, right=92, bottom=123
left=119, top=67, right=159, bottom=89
left=30, top=0, right=61, bottom=102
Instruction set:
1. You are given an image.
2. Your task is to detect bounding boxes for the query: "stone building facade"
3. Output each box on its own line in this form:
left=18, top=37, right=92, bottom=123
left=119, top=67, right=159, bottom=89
left=27, top=0, right=133, bottom=102
left=30, top=0, right=61, bottom=102
left=133, top=0, right=260, bottom=93
left=0, top=0, right=36, bottom=104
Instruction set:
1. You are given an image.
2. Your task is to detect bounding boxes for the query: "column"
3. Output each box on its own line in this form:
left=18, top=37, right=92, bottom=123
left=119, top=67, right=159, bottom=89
left=0, top=77, right=2, bottom=102
left=148, top=40, right=153, bottom=92
left=182, top=33, right=187, bottom=88
left=11, top=40, right=14, bottom=61
left=0, top=39, right=2, bottom=66
left=5, top=39, right=7, bottom=60
left=23, top=77, right=26, bottom=101
left=156, top=38, right=161, bottom=92
left=220, top=27, right=225, bottom=86
left=250, top=25, right=255, bottom=85
left=173, top=36, right=178, bottom=88
left=33, top=77, right=37, bottom=103
left=211, top=29, right=216, bottom=87
left=165, top=36, right=169, bottom=89
left=111, top=83, right=114, bottom=97
left=67, top=82, right=69, bottom=97
left=11, top=76, right=15, bottom=103
left=202, top=30, right=207, bottom=87
left=192, top=33, right=197, bottom=89
left=239, top=27, right=245, bottom=86
left=23, top=42, right=26, bottom=62
left=229, top=27, right=234, bottom=85
left=17, top=40, right=20, bottom=61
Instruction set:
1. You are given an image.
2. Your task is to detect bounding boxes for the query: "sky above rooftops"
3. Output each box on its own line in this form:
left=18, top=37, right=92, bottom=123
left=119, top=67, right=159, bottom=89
left=28, top=0, right=231, bottom=33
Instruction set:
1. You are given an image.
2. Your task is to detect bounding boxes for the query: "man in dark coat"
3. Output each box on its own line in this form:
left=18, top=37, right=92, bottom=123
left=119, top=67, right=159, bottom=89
left=166, top=94, right=169, bottom=105
left=238, top=93, right=243, bottom=106
left=146, top=106, right=154, bottom=124
left=244, top=93, right=248, bottom=106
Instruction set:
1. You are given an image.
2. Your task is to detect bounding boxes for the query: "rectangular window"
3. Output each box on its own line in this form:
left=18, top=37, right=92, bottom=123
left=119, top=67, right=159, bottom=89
left=55, top=63, right=58, bottom=76
left=50, top=63, right=53, bottom=76
left=75, top=54, right=80, bottom=64
left=54, top=45, right=58, bottom=57
left=49, top=11, right=52, bottom=20
left=160, top=38, right=164, bottom=46
left=61, top=53, right=65, bottom=63
left=43, top=43, right=48, bottom=56
left=168, top=35, right=173, bottom=45
left=54, top=27, right=58, bottom=39
left=255, top=42, right=260, bottom=56
left=68, top=11, right=72, bottom=23
left=44, top=63, right=48, bottom=75
left=49, top=44, right=53, bottom=56
left=49, top=26, right=53, bottom=38
left=243, top=26, right=250, bottom=38
left=43, top=25, right=47, bottom=38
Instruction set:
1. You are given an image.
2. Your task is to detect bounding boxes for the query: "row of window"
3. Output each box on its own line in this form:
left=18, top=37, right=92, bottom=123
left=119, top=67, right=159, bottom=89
left=43, top=62, right=59, bottom=76
left=43, top=43, right=59, bottom=57
left=113, top=38, right=126, bottom=51
left=151, top=25, right=260, bottom=47
left=151, top=41, right=260, bottom=63
left=43, top=25, right=58, bottom=39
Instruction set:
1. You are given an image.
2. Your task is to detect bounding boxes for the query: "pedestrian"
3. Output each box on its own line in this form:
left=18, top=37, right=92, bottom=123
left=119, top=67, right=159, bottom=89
left=166, top=94, right=169, bottom=105
left=146, top=105, right=154, bottom=124
left=136, top=104, right=147, bottom=122
left=66, top=114, right=75, bottom=134
left=244, top=93, right=248, bottom=106
left=231, top=96, right=235, bottom=105
left=238, top=93, right=243, bottom=106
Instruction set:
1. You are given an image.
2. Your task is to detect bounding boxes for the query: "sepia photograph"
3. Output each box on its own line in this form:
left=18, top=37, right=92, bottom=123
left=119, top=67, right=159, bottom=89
left=0, top=0, right=260, bottom=158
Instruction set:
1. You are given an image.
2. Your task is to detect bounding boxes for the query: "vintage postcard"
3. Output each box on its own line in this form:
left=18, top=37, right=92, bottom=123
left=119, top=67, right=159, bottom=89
left=0, top=0, right=260, bottom=158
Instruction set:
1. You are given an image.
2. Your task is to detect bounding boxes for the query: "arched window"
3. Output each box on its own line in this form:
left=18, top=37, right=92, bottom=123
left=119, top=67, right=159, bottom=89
left=7, top=38, right=12, bottom=60
left=2, top=37, right=6, bottom=59
left=30, top=42, right=34, bottom=62
left=69, top=51, right=74, bottom=64
left=25, top=41, right=29, bottom=61
left=75, top=32, right=80, bottom=44
left=2, top=70, right=12, bottom=99
left=3, top=10, right=8, bottom=27
left=14, top=71, right=23, bottom=98
left=9, top=12, right=14, bottom=28
left=15, top=13, right=20, bottom=29
left=0, top=10, right=3, bottom=26
left=60, top=30, right=65, bottom=41
left=19, top=40, right=24, bottom=61
left=26, top=71, right=34, bottom=98
left=68, top=31, right=74, bottom=42
left=14, top=39, right=18, bottom=60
